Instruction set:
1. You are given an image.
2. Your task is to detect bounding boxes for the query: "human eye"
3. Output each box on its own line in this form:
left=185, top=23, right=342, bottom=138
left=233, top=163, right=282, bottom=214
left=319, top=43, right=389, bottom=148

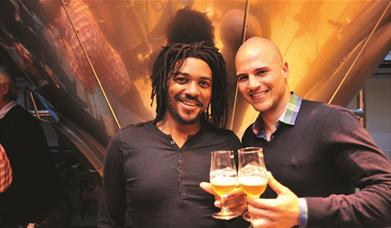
left=173, top=76, right=188, bottom=84
left=255, top=69, right=268, bottom=76
left=236, top=74, right=248, bottom=82
left=199, top=79, right=211, bottom=88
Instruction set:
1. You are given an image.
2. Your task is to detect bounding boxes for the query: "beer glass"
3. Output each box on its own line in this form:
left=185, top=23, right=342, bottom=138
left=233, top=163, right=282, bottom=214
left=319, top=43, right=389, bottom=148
left=238, top=147, right=267, bottom=221
left=209, top=150, right=240, bottom=220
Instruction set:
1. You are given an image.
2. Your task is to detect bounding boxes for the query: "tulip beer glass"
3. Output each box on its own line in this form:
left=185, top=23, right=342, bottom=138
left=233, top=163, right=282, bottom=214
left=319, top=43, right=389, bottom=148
left=209, top=150, right=240, bottom=220
left=238, top=147, right=267, bottom=221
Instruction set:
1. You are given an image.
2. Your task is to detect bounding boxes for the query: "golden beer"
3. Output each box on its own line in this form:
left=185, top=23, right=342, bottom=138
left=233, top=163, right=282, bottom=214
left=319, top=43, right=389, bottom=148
left=211, top=177, right=237, bottom=196
left=239, top=177, right=267, bottom=197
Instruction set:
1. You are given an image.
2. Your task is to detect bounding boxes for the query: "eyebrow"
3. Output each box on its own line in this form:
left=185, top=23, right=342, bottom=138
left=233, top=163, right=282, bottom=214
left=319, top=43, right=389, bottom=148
left=253, top=66, right=270, bottom=72
left=236, top=73, right=248, bottom=78
left=236, top=66, right=270, bottom=77
left=175, top=71, right=212, bottom=80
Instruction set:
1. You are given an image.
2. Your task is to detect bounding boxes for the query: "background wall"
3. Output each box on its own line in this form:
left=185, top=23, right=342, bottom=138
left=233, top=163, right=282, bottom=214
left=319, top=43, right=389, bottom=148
left=348, top=53, right=391, bottom=159
left=366, top=70, right=391, bottom=159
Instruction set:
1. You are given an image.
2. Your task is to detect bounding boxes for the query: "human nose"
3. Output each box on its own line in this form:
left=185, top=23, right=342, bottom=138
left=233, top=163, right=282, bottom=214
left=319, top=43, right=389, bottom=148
left=248, top=74, right=260, bottom=90
left=185, top=81, right=200, bottom=97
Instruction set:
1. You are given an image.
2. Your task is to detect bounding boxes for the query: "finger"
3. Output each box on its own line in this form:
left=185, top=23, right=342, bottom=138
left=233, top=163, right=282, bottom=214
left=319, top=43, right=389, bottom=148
left=247, top=196, right=278, bottom=211
left=200, top=182, right=215, bottom=195
left=251, top=217, right=272, bottom=228
left=200, top=182, right=223, bottom=208
left=267, top=172, right=289, bottom=195
left=223, top=194, right=247, bottom=210
left=223, top=187, right=245, bottom=200
left=214, top=193, right=243, bottom=207
left=248, top=204, right=276, bottom=220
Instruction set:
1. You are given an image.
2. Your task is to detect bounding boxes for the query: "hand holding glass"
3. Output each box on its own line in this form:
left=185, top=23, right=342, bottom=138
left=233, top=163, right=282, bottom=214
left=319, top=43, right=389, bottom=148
left=209, top=150, right=241, bottom=220
left=238, top=147, right=267, bottom=221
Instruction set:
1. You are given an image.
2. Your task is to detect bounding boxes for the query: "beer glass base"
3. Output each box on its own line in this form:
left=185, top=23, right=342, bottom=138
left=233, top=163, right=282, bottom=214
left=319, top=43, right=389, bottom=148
left=242, top=211, right=251, bottom=222
left=212, top=211, right=240, bottom=220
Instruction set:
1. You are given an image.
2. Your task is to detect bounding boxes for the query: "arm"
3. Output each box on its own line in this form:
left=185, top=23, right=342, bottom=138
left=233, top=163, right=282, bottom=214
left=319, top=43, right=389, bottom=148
left=97, top=133, right=126, bottom=228
left=0, top=144, right=12, bottom=193
left=305, top=107, right=391, bottom=227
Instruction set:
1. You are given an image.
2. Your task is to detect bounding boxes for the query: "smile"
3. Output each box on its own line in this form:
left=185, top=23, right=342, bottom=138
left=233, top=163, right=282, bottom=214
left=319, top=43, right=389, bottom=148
left=249, top=89, right=270, bottom=99
left=182, top=100, right=198, bottom=107
left=176, top=95, right=204, bottom=108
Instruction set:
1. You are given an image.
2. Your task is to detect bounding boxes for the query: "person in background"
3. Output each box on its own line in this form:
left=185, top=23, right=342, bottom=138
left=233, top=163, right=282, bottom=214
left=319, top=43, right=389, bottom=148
left=234, top=37, right=391, bottom=227
left=0, top=66, right=70, bottom=227
left=0, top=144, right=12, bottom=193
left=166, top=7, right=215, bottom=45
left=98, top=42, right=247, bottom=228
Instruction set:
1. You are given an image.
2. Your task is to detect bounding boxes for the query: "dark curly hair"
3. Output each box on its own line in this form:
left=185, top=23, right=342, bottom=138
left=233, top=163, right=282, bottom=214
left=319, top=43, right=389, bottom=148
left=151, top=42, right=227, bottom=128
left=166, top=7, right=215, bottom=45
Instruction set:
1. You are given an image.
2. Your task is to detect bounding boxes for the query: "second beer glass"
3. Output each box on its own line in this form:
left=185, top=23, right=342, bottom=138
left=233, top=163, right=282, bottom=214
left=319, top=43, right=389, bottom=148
left=238, top=147, right=267, bottom=221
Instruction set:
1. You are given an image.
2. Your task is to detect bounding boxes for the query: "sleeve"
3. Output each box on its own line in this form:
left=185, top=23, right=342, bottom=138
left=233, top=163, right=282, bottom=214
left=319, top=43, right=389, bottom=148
left=97, top=132, right=127, bottom=228
left=305, top=107, right=391, bottom=227
left=0, top=144, right=13, bottom=193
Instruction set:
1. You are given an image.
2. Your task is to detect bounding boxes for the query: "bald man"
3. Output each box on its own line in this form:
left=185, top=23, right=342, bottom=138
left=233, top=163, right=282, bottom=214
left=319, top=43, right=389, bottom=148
left=235, top=37, right=391, bottom=227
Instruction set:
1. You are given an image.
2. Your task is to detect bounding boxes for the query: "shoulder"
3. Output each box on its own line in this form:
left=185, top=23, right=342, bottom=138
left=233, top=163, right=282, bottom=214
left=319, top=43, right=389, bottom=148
left=119, top=120, right=153, bottom=134
left=299, top=100, right=361, bottom=137
left=299, top=100, right=355, bottom=120
left=241, top=123, right=255, bottom=144
left=110, top=121, right=154, bottom=144
left=7, top=105, right=34, bottom=120
left=4, top=105, right=41, bottom=131
left=201, top=123, right=242, bottom=150
left=204, top=123, right=239, bottom=141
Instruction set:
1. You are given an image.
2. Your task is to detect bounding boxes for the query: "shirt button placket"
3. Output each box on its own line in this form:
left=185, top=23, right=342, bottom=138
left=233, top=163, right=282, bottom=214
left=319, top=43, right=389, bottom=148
left=178, top=149, right=184, bottom=196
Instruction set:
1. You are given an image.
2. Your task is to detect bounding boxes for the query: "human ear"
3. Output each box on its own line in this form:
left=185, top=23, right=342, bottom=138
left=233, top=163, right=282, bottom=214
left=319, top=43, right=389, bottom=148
left=282, top=62, right=289, bottom=79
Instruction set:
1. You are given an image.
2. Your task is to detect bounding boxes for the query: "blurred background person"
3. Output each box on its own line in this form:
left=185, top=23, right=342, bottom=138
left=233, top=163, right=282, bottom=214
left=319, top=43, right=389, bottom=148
left=0, top=66, right=71, bottom=227
left=0, top=144, right=12, bottom=193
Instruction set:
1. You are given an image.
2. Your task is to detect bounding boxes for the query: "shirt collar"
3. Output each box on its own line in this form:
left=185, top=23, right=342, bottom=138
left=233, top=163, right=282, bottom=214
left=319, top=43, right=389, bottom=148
left=0, top=101, right=16, bottom=119
left=252, top=92, right=302, bottom=139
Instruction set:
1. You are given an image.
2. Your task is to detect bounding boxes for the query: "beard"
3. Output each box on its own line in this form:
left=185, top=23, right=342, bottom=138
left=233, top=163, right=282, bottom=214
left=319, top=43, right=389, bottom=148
left=165, top=94, right=207, bottom=125
left=166, top=101, right=204, bottom=125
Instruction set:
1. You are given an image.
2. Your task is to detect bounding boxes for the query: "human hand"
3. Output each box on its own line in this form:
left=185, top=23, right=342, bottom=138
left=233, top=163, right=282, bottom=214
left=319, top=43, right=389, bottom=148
left=247, top=172, right=299, bottom=228
left=200, top=182, right=247, bottom=215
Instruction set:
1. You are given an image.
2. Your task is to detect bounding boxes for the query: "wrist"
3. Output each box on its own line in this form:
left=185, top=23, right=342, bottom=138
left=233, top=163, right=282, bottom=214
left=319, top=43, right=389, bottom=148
left=298, top=198, right=308, bottom=228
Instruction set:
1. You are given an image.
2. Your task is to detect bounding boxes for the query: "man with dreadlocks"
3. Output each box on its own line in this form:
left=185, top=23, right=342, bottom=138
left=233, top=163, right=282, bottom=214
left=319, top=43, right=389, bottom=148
left=98, top=42, right=247, bottom=228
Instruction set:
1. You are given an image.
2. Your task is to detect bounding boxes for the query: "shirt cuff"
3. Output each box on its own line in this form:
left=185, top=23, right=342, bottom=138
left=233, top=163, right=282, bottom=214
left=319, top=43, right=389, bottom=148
left=298, top=198, right=308, bottom=228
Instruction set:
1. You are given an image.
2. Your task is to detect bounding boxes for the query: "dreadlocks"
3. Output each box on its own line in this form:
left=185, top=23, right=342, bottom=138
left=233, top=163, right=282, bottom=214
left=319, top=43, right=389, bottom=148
left=151, top=42, right=227, bottom=128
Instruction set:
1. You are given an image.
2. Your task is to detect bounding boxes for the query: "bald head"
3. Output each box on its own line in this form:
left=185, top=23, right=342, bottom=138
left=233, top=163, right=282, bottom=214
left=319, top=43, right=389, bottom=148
left=235, top=37, right=283, bottom=68
left=234, top=37, right=290, bottom=114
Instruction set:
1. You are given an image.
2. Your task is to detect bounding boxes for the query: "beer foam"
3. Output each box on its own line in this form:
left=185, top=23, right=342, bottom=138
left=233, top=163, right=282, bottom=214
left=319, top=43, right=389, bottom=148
left=239, top=176, right=266, bottom=186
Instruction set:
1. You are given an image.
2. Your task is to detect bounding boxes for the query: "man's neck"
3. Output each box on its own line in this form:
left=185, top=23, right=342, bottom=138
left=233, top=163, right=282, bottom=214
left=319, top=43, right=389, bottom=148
left=156, top=116, right=201, bottom=148
left=261, top=91, right=291, bottom=141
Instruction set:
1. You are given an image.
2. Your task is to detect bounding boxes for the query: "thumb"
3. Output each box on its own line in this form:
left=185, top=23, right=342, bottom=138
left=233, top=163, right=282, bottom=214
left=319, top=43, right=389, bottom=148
left=200, top=182, right=215, bottom=195
left=267, top=172, right=289, bottom=195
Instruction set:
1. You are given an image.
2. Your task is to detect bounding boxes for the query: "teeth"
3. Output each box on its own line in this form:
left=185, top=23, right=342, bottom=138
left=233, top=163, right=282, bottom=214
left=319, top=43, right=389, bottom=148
left=182, top=101, right=197, bottom=106
left=255, top=91, right=266, bottom=96
left=250, top=90, right=268, bottom=98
